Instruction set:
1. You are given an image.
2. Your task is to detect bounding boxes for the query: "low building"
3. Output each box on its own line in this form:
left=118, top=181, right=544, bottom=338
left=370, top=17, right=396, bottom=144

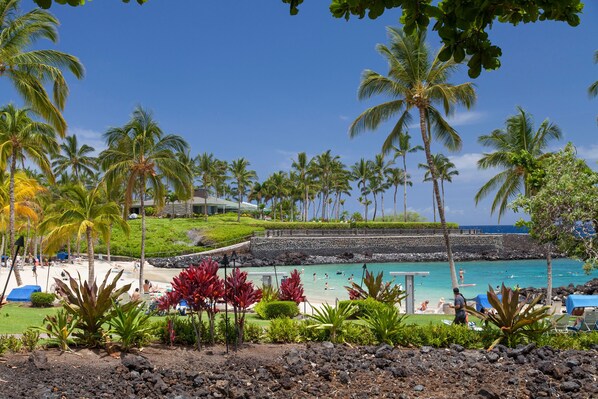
left=130, top=188, right=257, bottom=217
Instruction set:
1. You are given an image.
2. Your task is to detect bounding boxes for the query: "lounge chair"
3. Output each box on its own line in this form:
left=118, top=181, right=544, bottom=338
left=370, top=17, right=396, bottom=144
left=568, top=309, right=598, bottom=332
left=550, top=314, right=570, bottom=333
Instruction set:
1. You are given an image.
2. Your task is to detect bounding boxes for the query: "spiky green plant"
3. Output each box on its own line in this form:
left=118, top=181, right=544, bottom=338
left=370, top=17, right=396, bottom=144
left=308, top=302, right=357, bottom=343
left=345, top=270, right=407, bottom=305
left=107, top=300, right=154, bottom=351
left=360, top=305, right=407, bottom=345
left=54, top=270, right=132, bottom=347
left=467, top=284, right=552, bottom=350
left=40, top=309, right=78, bottom=352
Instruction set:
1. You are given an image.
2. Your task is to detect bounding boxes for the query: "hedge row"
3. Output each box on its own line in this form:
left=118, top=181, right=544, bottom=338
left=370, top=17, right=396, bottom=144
left=253, top=222, right=458, bottom=230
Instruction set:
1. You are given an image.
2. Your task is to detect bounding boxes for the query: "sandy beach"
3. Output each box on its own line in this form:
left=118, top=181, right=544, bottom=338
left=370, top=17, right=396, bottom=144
left=0, top=257, right=173, bottom=298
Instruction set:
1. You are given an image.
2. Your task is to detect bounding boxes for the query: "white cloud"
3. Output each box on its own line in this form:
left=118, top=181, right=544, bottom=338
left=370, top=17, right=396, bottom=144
left=576, top=144, right=598, bottom=162
left=448, top=153, right=499, bottom=184
left=66, top=127, right=106, bottom=155
left=339, top=115, right=349, bottom=121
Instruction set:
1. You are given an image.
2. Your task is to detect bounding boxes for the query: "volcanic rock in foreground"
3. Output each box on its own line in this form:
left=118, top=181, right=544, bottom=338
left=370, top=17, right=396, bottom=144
left=1, top=343, right=596, bottom=398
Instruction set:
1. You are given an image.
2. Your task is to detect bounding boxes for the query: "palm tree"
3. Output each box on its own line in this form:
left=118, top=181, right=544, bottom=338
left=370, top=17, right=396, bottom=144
left=349, top=28, right=475, bottom=288
left=194, top=152, right=216, bottom=221
left=371, top=153, right=393, bottom=220
left=100, top=106, right=192, bottom=290
left=248, top=182, right=265, bottom=219
left=52, top=135, right=97, bottom=183
left=43, top=185, right=129, bottom=283
left=0, top=105, right=58, bottom=285
left=386, top=167, right=411, bottom=218
left=475, top=107, right=561, bottom=305
left=351, top=158, right=372, bottom=222
left=229, top=158, right=257, bottom=222
left=419, top=161, right=437, bottom=222
left=419, top=154, right=457, bottom=220
left=0, top=0, right=84, bottom=136
left=475, top=107, right=562, bottom=219
left=392, top=133, right=423, bottom=221
left=292, top=152, right=312, bottom=221
left=312, top=150, right=340, bottom=221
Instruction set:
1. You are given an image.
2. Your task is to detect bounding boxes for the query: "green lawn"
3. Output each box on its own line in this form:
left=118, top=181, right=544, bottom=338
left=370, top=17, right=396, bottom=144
left=0, top=304, right=59, bottom=334
left=91, top=214, right=266, bottom=258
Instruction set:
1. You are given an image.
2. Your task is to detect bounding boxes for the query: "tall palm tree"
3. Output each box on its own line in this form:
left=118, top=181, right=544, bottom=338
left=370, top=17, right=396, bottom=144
left=229, top=158, right=257, bottom=222
left=349, top=28, right=475, bottom=288
left=0, top=0, right=84, bottom=136
left=371, top=153, right=393, bottom=220
left=100, top=106, right=192, bottom=290
left=419, top=161, right=437, bottom=222
left=475, top=107, right=562, bottom=219
left=43, top=185, right=129, bottom=283
left=419, top=154, right=456, bottom=220
left=351, top=158, right=372, bottom=222
left=475, top=107, right=561, bottom=305
left=52, top=135, right=97, bottom=183
left=248, top=182, right=265, bottom=219
left=292, top=152, right=312, bottom=221
left=392, top=132, right=423, bottom=221
left=312, top=150, right=340, bottom=221
left=0, top=105, right=58, bottom=285
left=386, top=167, right=411, bottom=218
left=194, top=152, right=216, bottom=221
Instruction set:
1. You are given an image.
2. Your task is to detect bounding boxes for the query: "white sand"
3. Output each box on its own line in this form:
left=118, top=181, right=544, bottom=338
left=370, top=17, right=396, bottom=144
left=0, top=257, right=173, bottom=298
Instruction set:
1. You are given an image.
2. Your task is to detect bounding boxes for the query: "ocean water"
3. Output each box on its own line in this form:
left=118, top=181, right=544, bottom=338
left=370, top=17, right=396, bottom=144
left=147, top=258, right=596, bottom=306
left=460, top=225, right=529, bottom=234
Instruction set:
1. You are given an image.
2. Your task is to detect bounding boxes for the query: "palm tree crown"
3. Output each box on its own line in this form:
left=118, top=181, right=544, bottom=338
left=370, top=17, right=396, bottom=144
left=100, top=106, right=192, bottom=289
left=349, top=27, right=475, bottom=288
left=0, top=0, right=84, bottom=135
left=475, top=107, right=562, bottom=220
left=52, top=134, right=97, bottom=183
left=229, top=158, right=257, bottom=222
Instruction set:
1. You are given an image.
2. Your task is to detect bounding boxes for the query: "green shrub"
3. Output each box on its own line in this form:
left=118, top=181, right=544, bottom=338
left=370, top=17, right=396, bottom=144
left=351, top=221, right=459, bottom=229
left=266, top=317, right=300, bottom=343
left=0, top=335, right=7, bottom=355
left=21, top=329, right=40, bottom=351
left=156, top=317, right=210, bottom=346
left=259, top=301, right=299, bottom=320
left=243, top=323, right=264, bottom=343
left=145, top=206, right=155, bottom=216
left=40, top=309, right=78, bottom=352
left=30, top=292, right=56, bottom=308
left=308, top=302, right=357, bottom=343
left=4, top=335, right=23, bottom=353
left=360, top=306, right=408, bottom=345
left=338, top=298, right=394, bottom=318
left=298, top=320, right=328, bottom=342
left=214, top=317, right=237, bottom=345
left=537, top=331, right=598, bottom=350
left=343, top=322, right=377, bottom=345
left=397, top=324, right=489, bottom=349
left=258, top=222, right=351, bottom=230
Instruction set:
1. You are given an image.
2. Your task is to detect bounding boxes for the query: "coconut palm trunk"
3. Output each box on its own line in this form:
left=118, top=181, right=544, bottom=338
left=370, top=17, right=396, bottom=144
left=9, top=154, right=23, bottom=285
left=86, top=226, right=95, bottom=283
left=139, top=184, right=146, bottom=291
left=418, top=108, right=458, bottom=288
left=402, top=157, right=408, bottom=222
left=106, top=224, right=112, bottom=262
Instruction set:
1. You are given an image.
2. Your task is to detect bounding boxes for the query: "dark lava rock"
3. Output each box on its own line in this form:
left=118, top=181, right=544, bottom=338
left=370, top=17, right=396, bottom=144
left=486, top=352, right=500, bottom=363
left=478, top=387, right=500, bottom=399
left=450, top=344, right=465, bottom=353
left=561, top=380, right=581, bottom=393
left=338, top=370, right=350, bottom=384
left=413, top=385, right=424, bottom=392
left=121, top=354, right=154, bottom=372
left=28, top=351, right=49, bottom=370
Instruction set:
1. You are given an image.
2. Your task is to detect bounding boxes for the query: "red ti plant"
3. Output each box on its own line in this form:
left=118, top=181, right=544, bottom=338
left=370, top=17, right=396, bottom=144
left=157, top=291, right=180, bottom=347
left=278, top=269, right=305, bottom=304
left=225, top=268, right=262, bottom=347
left=170, top=258, right=224, bottom=349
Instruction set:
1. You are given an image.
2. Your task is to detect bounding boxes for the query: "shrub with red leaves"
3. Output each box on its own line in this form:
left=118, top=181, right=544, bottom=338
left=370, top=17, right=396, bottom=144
left=225, top=268, right=262, bottom=347
left=170, top=258, right=224, bottom=348
left=278, top=269, right=305, bottom=304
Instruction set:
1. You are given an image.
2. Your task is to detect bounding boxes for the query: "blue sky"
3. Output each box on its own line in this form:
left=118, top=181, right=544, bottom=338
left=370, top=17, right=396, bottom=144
left=3, top=1, right=597, bottom=225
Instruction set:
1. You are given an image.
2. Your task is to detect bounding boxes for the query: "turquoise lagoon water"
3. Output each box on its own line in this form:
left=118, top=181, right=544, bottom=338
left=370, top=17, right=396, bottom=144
left=148, top=258, right=596, bottom=306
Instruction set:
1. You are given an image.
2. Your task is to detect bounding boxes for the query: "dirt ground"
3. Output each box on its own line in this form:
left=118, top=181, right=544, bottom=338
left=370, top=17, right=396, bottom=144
left=0, top=343, right=596, bottom=398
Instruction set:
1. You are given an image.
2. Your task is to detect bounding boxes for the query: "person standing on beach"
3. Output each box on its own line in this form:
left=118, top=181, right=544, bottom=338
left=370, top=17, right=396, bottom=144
left=451, top=287, right=467, bottom=325
left=313, top=272, right=316, bottom=282
left=459, top=268, right=465, bottom=284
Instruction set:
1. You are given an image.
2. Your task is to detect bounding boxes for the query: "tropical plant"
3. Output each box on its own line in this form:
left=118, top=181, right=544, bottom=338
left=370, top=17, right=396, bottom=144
left=467, top=285, right=552, bottom=350
left=229, top=158, right=257, bottom=222
left=43, top=185, right=129, bottom=283
left=52, top=135, right=97, bottom=183
left=40, top=308, right=78, bottom=352
left=308, top=302, right=357, bottom=343
left=589, top=50, right=598, bottom=99
left=30, top=292, right=55, bottom=308
left=419, top=153, right=458, bottom=210
left=169, top=258, right=224, bottom=349
left=351, top=158, right=372, bottom=222
left=100, top=106, right=192, bottom=290
left=224, top=267, right=262, bottom=346
left=0, top=0, right=84, bottom=135
left=266, top=317, right=300, bottom=343
left=292, top=152, right=312, bottom=221
left=107, top=300, right=154, bottom=351
left=21, top=328, right=40, bottom=351
left=0, top=105, right=58, bottom=285
left=53, top=270, right=132, bottom=347
left=345, top=270, right=406, bottom=305
left=278, top=269, right=304, bottom=304
left=349, top=28, right=475, bottom=288
left=194, top=152, right=217, bottom=221
left=386, top=167, right=411, bottom=219
left=391, top=132, right=422, bottom=221
left=475, top=107, right=562, bottom=219
left=360, top=305, right=407, bottom=345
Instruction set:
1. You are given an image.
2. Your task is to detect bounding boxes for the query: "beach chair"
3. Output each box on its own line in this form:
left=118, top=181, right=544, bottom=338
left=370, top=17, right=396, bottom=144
left=550, top=314, right=570, bottom=334
left=581, top=309, right=598, bottom=331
